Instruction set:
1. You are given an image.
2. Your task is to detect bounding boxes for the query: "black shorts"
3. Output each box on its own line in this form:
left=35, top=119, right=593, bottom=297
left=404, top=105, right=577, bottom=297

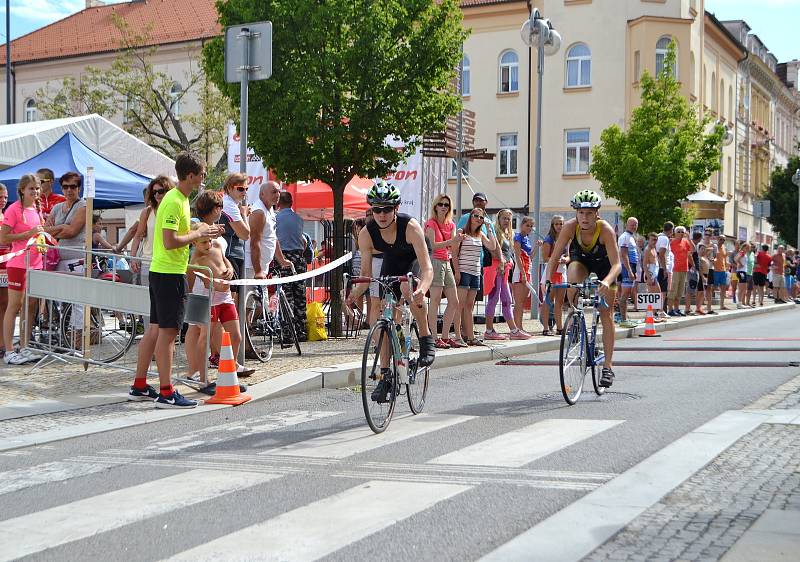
left=753, top=271, right=767, bottom=287
left=149, top=271, right=187, bottom=330
left=380, top=258, right=419, bottom=301
left=228, top=256, right=244, bottom=294
left=569, top=254, right=612, bottom=286
left=657, top=268, right=669, bottom=293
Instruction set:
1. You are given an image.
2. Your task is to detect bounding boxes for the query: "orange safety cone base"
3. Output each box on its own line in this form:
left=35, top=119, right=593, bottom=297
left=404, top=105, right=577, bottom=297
left=638, top=333, right=662, bottom=337
left=206, top=330, right=252, bottom=406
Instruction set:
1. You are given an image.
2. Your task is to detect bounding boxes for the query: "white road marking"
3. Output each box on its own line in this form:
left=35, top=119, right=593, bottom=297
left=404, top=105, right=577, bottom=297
left=260, top=413, right=474, bottom=459
left=149, top=409, right=343, bottom=451
left=167, top=480, right=470, bottom=561
left=429, top=419, right=624, bottom=467
left=480, top=410, right=774, bottom=562
left=0, top=461, right=113, bottom=496
left=0, top=469, right=278, bottom=562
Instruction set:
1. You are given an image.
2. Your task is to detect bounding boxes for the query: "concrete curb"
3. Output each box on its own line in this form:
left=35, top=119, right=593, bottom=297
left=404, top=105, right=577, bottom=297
left=0, top=302, right=793, bottom=452
left=254, top=301, right=797, bottom=400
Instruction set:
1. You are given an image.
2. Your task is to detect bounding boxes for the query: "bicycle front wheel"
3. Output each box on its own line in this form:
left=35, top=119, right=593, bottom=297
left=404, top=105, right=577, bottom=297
left=244, top=290, right=274, bottom=363
left=61, top=304, right=136, bottom=363
left=406, top=321, right=430, bottom=414
left=559, top=310, right=587, bottom=405
left=361, top=320, right=397, bottom=433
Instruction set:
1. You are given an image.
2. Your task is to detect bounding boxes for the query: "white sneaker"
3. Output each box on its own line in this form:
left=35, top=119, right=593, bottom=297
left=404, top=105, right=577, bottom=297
left=18, top=348, right=39, bottom=362
left=4, top=351, right=28, bottom=365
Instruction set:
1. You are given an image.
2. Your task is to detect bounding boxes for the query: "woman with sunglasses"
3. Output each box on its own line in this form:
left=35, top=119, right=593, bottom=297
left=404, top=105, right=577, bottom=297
left=452, top=207, right=497, bottom=346
left=0, top=184, right=9, bottom=356
left=130, top=176, right=175, bottom=289
left=219, top=173, right=251, bottom=290
left=424, top=194, right=464, bottom=348
left=485, top=209, right=530, bottom=340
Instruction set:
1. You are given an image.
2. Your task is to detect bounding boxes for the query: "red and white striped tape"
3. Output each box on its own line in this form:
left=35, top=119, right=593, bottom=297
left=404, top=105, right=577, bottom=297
left=0, top=233, right=56, bottom=265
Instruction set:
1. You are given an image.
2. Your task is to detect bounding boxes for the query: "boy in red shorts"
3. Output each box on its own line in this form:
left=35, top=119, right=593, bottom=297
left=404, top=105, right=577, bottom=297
left=186, top=226, right=254, bottom=394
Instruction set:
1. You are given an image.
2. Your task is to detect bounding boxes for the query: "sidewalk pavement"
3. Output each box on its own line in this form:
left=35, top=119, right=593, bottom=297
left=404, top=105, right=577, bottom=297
left=0, top=302, right=794, bottom=423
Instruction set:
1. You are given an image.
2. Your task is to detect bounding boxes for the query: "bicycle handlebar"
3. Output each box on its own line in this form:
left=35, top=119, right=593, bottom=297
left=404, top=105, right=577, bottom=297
left=548, top=281, right=609, bottom=309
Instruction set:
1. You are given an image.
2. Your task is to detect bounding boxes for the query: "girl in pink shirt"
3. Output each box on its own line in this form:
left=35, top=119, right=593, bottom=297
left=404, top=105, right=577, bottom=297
left=0, top=174, right=46, bottom=363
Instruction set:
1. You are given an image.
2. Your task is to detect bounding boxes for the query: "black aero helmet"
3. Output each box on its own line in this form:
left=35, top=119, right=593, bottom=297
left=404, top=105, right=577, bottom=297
left=570, top=189, right=602, bottom=209
left=366, top=180, right=401, bottom=206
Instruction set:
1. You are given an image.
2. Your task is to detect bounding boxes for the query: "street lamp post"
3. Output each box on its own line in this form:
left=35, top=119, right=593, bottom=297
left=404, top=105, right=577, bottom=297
left=792, top=168, right=800, bottom=251
left=520, top=8, right=561, bottom=319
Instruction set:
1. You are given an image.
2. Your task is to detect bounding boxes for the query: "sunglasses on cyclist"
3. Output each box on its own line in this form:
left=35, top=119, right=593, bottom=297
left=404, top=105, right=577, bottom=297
left=371, top=206, right=396, bottom=215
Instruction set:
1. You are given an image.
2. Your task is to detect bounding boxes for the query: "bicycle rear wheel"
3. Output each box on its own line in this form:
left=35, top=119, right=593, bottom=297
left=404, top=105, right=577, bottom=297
left=361, top=320, right=397, bottom=433
left=278, top=290, right=301, bottom=356
left=61, top=304, right=136, bottom=363
left=406, top=321, right=430, bottom=414
left=590, top=323, right=607, bottom=396
left=244, top=289, right=274, bottom=362
left=559, top=310, right=587, bottom=405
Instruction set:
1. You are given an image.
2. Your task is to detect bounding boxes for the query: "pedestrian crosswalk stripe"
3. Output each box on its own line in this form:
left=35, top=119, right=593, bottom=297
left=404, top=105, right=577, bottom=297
left=260, top=413, right=474, bottom=459
left=149, top=409, right=343, bottom=451
left=428, top=419, right=625, bottom=467
left=166, top=480, right=471, bottom=562
left=0, top=461, right=114, bottom=497
left=0, top=469, right=278, bottom=562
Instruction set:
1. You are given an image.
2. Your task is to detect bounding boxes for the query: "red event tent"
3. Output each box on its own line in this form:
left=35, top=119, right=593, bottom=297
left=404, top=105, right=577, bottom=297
left=283, top=176, right=373, bottom=220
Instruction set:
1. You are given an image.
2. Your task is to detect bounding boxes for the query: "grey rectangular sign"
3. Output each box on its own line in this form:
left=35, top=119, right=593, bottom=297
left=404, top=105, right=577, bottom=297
left=225, top=21, right=273, bottom=83
left=753, top=200, right=771, bottom=219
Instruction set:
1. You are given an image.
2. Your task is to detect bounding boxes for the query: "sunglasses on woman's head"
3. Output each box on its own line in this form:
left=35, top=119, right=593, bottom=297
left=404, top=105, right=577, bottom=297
left=371, top=206, right=395, bottom=215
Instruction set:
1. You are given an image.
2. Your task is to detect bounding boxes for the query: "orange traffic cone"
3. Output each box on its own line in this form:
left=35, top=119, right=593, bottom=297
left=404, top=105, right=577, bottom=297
left=206, top=331, right=252, bottom=405
left=639, top=304, right=661, bottom=338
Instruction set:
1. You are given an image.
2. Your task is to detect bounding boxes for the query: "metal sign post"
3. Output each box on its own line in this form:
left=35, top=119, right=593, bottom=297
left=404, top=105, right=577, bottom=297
left=225, top=21, right=272, bottom=366
left=792, top=169, right=800, bottom=251
left=753, top=199, right=771, bottom=245
left=83, top=166, right=95, bottom=369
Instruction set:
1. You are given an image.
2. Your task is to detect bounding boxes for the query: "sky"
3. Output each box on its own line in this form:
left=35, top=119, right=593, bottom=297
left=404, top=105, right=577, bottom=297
left=1, top=0, right=798, bottom=61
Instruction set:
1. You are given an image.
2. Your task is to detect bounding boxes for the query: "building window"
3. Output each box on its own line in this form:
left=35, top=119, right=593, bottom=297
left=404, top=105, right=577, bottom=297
left=634, top=50, right=641, bottom=82
left=498, top=133, right=518, bottom=176
left=461, top=55, right=471, bottom=96
left=24, top=98, right=38, bottom=122
left=728, top=85, right=733, bottom=122
left=711, top=72, right=717, bottom=110
left=719, top=79, right=725, bottom=117
left=564, top=129, right=590, bottom=174
left=449, top=158, right=469, bottom=179
left=689, top=52, right=695, bottom=93
left=656, top=36, right=677, bottom=78
left=566, top=43, right=591, bottom=87
left=499, top=50, right=519, bottom=93
left=169, top=82, right=183, bottom=118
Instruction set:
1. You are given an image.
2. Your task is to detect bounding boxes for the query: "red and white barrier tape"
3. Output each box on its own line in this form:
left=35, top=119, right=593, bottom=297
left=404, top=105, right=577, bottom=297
left=0, top=233, right=56, bottom=265
left=194, top=251, right=353, bottom=286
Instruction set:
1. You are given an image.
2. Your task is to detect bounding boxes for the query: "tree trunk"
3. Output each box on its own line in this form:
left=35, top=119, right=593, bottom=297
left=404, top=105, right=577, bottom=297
left=329, top=181, right=346, bottom=338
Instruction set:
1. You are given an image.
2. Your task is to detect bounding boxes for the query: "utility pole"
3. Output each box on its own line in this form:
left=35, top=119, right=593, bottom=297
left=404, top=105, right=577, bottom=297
left=5, top=0, right=10, bottom=124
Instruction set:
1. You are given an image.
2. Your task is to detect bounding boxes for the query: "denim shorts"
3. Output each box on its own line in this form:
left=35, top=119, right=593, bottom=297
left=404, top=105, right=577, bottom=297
left=458, top=271, right=481, bottom=290
left=712, top=270, right=728, bottom=287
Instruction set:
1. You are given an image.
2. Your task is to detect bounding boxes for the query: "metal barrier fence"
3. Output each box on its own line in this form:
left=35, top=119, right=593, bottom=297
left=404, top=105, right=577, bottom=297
left=23, top=245, right=212, bottom=379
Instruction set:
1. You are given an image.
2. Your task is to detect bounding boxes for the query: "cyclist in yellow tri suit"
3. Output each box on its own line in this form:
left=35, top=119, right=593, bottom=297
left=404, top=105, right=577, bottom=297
left=544, top=190, right=622, bottom=387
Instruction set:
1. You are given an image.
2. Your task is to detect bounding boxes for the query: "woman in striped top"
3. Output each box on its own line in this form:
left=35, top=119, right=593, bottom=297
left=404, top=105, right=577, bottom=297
left=452, top=207, right=496, bottom=346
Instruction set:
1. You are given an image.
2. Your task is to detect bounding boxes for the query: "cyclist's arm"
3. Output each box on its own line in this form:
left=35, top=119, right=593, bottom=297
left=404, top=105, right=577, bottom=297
left=347, top=227, right=374, bottom=302
left=599, top=223, right=622, bottom=288
left=545, top=219, right=574, bottom=283
left=406, top=219, right=433, bottom=296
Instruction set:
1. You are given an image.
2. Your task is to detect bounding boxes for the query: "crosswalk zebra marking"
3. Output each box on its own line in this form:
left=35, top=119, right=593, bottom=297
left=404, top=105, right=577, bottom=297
left=428, top=419, right=625, bottom=467
left=149, top=409, right=343, bottom=451
left=260, top=413, right=474, bottom=459
left=0, top=469, right=278, bottom=562
left=166, top=480, right=471, bottom=561
left=0, top=461, right=114, bottom=497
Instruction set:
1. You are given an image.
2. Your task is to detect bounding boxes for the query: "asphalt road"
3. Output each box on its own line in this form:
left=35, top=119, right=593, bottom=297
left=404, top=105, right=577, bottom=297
left=0, top=308, right=798, bottom=562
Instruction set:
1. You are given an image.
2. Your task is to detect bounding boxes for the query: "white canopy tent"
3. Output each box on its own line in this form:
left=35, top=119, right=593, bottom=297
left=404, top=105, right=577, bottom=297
left=0, top=114, right=174, bottom=178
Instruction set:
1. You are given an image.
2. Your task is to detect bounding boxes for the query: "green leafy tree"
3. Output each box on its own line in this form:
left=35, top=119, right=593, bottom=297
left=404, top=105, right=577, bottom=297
left=765, top=155, right=800, bottom=246
left=590, top=42, right=724, bottom=234
left=36, top=14, right=234, bottom=161
left=204, top=0, right=467, bottom=334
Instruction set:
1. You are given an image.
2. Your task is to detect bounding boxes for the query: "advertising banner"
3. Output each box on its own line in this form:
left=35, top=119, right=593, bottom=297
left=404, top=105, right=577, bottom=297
left=227, top=123, right=271, bottom=204
left=381, top=137, right=423, bottom=221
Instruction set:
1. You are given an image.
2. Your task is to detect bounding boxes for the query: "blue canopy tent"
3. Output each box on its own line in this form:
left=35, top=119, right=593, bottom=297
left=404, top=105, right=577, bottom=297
left=0, top=132, right=151, bottom=209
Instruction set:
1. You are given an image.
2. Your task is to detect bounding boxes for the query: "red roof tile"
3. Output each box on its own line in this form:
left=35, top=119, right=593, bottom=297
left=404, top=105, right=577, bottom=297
left=0, top=0, right=220, bottom=65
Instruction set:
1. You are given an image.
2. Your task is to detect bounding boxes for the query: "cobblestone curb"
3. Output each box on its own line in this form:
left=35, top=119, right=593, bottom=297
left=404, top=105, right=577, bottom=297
left=583, top=423, right=800, bottom=562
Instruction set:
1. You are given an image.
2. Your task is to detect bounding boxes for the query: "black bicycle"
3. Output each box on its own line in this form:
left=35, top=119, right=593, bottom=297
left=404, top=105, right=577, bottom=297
left=552, top=278, right=608, bottom=405
left=243, top=272, right=301, bottom=362
left=347, top=273, right=430, bottom=434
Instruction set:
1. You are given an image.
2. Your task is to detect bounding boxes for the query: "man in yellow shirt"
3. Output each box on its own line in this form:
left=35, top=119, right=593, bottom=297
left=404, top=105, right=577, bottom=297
left=128, top=152, right=224, bottom=408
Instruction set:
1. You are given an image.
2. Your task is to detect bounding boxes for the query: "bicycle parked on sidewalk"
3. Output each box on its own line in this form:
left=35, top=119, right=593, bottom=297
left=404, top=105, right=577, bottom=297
left=243, top=270, right=301, bottom=362
left=347, top=273, right=430, bottom=434
left=552, top=277, right=608, bottom=405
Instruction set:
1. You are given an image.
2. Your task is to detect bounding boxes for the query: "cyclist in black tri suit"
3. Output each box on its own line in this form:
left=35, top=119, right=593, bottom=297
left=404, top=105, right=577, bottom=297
left=544, top=190, right=622, bottom=387
left=345, top=181, right=436, bottom=402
